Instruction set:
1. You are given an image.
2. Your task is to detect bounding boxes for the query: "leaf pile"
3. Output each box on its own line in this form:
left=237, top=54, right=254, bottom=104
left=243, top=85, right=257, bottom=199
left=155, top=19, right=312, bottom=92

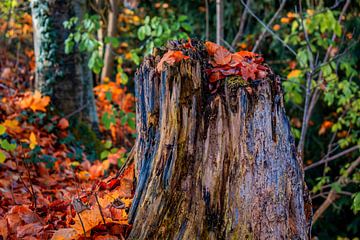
left=204, top=41, right=269, bottom=83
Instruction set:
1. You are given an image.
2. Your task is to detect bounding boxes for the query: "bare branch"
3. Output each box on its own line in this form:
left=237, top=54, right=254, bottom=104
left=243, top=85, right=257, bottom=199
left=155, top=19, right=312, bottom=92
left=205, top=0, right=209, bottom=40
left=297, top=0, right=351, bottom=158
left=305, top=145, right=360, bottom=171
left=252, top=0, right=286, bottom=53
left=240, top=0, right=296, bottom=56
left=313, top=156, right=360, bottom=224
left=231, top=0, right=251, bottom=48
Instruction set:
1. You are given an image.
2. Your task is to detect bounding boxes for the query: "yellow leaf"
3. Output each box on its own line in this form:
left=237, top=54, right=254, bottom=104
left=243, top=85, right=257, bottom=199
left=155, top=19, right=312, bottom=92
left=1, top=120, right=21, bottom=134
left=287, top=70, right=302, bottom=79
left=29, top=132, right=37, bottom=150
left=77, top=171, right=90, bottom=181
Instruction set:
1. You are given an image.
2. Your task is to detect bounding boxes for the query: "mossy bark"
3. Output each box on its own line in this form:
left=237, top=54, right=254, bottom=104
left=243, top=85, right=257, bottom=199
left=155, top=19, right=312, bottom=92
left=128, top=43, right=311, bottom=239
left=31, top=0, right=98, bottom=126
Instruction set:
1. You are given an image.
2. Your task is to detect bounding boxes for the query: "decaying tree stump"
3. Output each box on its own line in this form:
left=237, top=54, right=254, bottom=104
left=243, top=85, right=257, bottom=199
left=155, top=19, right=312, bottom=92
left=127, top=40, right=311, bottom=239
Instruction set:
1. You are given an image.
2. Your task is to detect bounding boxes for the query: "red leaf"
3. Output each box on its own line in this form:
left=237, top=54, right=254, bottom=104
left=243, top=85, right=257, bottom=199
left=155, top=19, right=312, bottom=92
left=209, top=71, right=225, bottom=83
left=240, top=62, right=257, bottom=81
left=214, top=47, right=232, bottom=65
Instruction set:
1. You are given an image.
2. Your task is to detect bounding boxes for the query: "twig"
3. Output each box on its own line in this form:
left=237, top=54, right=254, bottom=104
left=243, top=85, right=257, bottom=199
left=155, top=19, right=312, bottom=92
left=231, top=0, right=251, bottom=48
left=95, top=193, right=107, bottom=225
left=305, top=145, right=360, bottom=171
left=252, top=0, right=286, bottom=52
left=240, top=0, right=296, bottom=56
left=64, top=101, right=89, bottom=119
left=205, top=0, right=209, bottom=41
left=221, top=37, right=235, bottom=52
left=313, top=156, right=360, bottom=224
left=297, top=0, right=351, bottom=158
left=76, top=211, right=87, bottom=237
left=297, top=0, right=315, bottom=159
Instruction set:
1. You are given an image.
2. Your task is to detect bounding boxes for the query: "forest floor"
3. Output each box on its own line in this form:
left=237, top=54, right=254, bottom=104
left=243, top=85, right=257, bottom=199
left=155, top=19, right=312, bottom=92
left=0, top=46, right=135, bottom=239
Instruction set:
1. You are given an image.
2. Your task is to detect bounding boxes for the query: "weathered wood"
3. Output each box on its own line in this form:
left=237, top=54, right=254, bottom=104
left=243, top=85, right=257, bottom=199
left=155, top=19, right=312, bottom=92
left=128, top=41, right=311, bottom=239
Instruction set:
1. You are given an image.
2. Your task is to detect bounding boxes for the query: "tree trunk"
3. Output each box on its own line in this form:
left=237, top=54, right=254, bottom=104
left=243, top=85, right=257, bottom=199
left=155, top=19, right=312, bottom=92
left=31, top=0, right=98, bottom=126
left=101, top=0, right=118, bottom=82
left=127, top=41, right=311, bottom=239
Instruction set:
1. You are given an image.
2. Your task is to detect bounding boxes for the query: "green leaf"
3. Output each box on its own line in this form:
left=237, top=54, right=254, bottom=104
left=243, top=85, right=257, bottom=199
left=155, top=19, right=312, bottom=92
left=181, top=23, right=192, bottom=32
left=0, top=139, right=16, bottom=151
left=105, top=36, right=120, bottom=48
left=101, top=112, right=116, bottom=130
left=104, top=141, right=112, bottom=149
left=100, top=150, right=110, bottom=160
left=144, top=16, right=150, bottom=25
left=352, top=192, right=360, bottom=214
left=331, top=182, right=342, bottom=193
left=0, top=125, right=6, bottom=135
left=137, top=26, right=146, bottom=40
left=144, top=25, right=152, bottom=36
left=0, top=151, right=5, bottom=163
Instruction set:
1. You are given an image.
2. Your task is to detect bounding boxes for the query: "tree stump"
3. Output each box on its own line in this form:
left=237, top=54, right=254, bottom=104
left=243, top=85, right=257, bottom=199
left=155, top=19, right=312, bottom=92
left=128, top=40, right=311, bottom=239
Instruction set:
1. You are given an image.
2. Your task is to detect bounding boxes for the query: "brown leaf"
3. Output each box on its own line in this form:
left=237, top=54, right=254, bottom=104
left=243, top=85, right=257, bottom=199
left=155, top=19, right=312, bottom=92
left=214, top=47, right=231, bottom=66
left=16, top=223, right=44, bottom=238
left=0, top=219, right=8, bottom=239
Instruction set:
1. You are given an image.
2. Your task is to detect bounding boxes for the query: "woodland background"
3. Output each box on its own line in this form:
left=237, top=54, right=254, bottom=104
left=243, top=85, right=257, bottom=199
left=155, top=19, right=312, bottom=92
left=0, top=0, right=359, bottom=239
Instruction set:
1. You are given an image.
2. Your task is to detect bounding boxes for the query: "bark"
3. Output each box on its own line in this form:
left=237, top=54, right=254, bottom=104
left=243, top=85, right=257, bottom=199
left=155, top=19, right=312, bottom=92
left=128, top=41, right=312, bottom=239
left=31, top=0, right=98, bottom=126
left=101, top=0, right=119, bottom=81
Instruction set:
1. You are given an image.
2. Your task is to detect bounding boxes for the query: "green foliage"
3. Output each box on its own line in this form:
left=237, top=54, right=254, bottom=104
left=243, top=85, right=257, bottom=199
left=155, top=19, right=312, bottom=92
left=137, top=15, right=192, bottom=55
left=63, top=14, right=104, bottom=73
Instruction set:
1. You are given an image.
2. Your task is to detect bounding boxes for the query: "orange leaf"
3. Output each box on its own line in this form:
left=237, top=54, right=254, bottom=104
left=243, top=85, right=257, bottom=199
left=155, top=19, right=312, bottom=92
left=20, top=91, right=50, bottom=112
left=57, top=118, right=69, bottom=130
left=235, top=51, right=259, bottom=58
left=214, top=47, right=231, bottom=65
left=205, top=41, right=221, bottom=56
left=209, top=71, right=225, bottom=83
left=156, top=50, right=189, bottom=72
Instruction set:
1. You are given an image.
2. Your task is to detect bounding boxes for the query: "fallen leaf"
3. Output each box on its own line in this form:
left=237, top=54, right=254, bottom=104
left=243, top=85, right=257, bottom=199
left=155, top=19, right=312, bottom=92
left=58, top=118, right=69, bottom=130
left=16, top=223, right=44, bottom=238
left=51, top=228, right=79, bottom=240
left=29, top=132, right=37, bottom=150
left=214, top=47, right=231, bottom=65
left=0, top=219, right=8, bottom=239
left=205, top=41, right=221, bottom=55
left=156, top=50, right=190, bottom=72
left=20, top=91, right=50, bottom=112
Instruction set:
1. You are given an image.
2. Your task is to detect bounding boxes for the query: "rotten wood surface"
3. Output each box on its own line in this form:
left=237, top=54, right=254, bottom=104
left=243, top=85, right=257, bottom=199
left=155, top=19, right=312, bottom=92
left=128, top=41, right=311, bottom=239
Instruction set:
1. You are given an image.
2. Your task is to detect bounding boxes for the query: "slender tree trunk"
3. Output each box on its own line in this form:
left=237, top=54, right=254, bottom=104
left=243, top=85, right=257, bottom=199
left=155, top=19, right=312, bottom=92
left=101, top=0, right=119, bottom=81
left=216, top=0, right=224, bottom=45
left=31, top=0, right=98, bottom=126
left=127, top=41, right=312, bottom=239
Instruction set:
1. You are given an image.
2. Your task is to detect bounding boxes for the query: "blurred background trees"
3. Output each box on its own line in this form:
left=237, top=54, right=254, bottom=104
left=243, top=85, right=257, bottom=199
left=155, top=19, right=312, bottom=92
left=0, top=0, right=359, bottom=239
